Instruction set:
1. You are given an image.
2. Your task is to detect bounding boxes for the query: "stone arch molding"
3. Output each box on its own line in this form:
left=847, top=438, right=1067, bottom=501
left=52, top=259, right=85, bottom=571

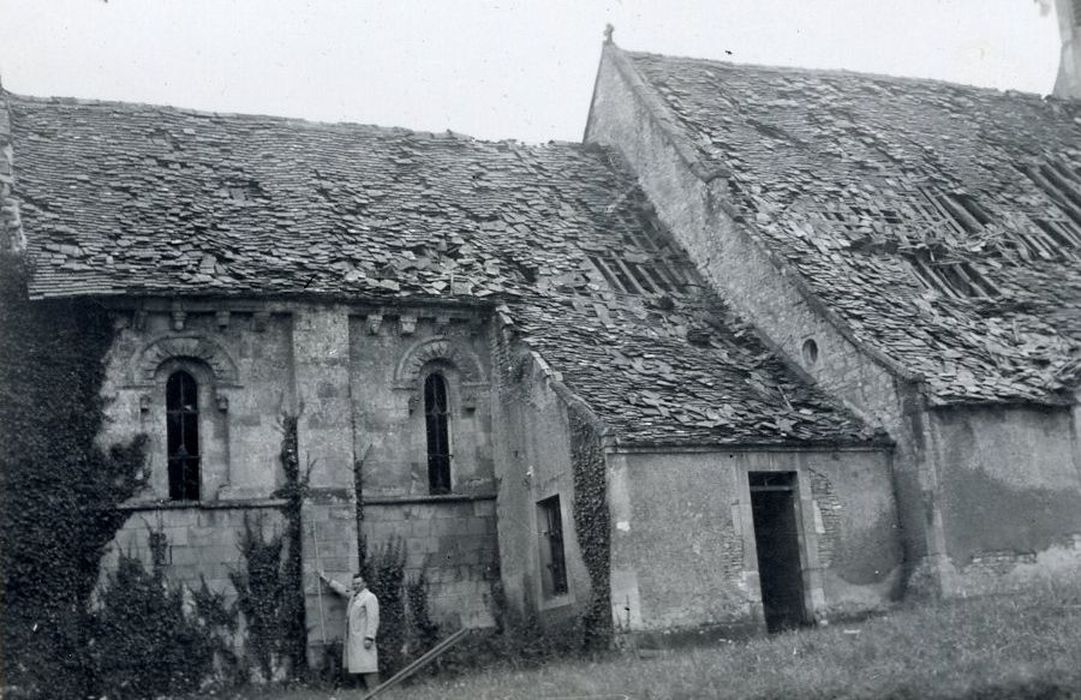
left=394, top=336, right=486, bottom=388
left=129, top=334, right=241, bottom=387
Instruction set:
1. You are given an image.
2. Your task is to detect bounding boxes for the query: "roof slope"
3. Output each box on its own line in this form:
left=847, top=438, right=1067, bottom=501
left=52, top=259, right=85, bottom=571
left=620, top=49, right=1081, bottom=405
left=4, top=92, right=876, bottom=446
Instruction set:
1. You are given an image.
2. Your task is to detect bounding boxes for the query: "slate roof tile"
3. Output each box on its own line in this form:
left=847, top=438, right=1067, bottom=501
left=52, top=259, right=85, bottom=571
left=620, top=48, right=1081, bottom=405
left=4, top=91, right=877, bottom=446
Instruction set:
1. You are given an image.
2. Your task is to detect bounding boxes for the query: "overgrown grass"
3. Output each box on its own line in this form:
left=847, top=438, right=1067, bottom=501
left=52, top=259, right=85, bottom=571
left=237, top=580, right=1081, bottom=699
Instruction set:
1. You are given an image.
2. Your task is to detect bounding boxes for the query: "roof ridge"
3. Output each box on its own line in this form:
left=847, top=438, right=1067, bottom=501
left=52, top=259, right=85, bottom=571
left=619, top=47, right=1054, bottom=102
left=6, top=89, right=456, bottom=135
left=5, top=90, right=584, bottom=148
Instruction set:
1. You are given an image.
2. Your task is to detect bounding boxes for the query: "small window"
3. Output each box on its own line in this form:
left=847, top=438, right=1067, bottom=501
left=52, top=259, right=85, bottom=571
left=424, top=373, right=452, bottom=495
left=537, top=495, right=568, bottom=597
left=801, top=338, right=819, bottom=366
left=166, top=370, right=200, bottom=500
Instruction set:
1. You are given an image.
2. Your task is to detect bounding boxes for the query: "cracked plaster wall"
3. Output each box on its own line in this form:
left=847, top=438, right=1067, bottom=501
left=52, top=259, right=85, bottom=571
left=607, top=448, right=899, bottom=633
left=929, top=404, right=1081, bottom=594
left=490, top=334, right=593, bottom=624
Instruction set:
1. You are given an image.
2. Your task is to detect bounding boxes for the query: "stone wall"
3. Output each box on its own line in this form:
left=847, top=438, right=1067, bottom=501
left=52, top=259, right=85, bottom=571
left=0, top=89, right=24, bottom=254
left=99, top=305, right=296, bottom=501
left=96, top=300, right=501, bottom=664
left=607, top=447, right=900, bottom=633
left=346, top=309, right=498, bottom=628
left=584, top=44, right=944, bottom=593
left=1054, top=0, right=1081, bottom=99
left=347, top=311, right=494, bottom=498
left=103, top=502, right=286, bottom=600
left=359, top=497, right=498, bottom=628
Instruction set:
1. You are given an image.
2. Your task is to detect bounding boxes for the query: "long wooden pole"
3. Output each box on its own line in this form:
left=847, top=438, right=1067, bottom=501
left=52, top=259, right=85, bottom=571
left=363, top=627, right=471, bottom=699
left=310, top=520, right=327, bottom=645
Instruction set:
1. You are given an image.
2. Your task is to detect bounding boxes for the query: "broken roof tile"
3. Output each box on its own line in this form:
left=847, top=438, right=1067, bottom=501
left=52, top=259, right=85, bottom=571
left=621, top=49, right=1081, bottom=405
left=4, top=90, right=878, bottom=447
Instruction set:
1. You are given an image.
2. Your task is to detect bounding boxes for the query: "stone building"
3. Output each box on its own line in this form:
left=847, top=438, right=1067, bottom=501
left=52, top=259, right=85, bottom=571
left=1, top=17, right=1080, bottom=658
left=585, top=34, right=1081, bottom=600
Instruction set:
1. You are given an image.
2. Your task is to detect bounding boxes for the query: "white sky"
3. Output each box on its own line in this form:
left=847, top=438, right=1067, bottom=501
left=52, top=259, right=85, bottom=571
left=0, top=0, right=1064, bottom=143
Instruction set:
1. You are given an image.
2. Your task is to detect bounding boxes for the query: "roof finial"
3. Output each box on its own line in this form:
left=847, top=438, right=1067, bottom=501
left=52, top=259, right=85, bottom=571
left=603, top=23, right=614, bottom=44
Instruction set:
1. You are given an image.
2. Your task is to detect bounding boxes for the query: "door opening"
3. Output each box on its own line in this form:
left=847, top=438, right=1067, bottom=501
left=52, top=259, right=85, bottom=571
left=749, top=471, right=807, bottom=632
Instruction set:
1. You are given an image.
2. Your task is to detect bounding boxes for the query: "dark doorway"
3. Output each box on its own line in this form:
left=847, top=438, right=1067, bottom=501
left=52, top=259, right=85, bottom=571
left=749, top=471, right=807, bottom=632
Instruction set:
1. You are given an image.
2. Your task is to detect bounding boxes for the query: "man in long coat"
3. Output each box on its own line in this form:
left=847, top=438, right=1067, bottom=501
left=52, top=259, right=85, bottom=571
left=320, top=570, right=380, bottom=690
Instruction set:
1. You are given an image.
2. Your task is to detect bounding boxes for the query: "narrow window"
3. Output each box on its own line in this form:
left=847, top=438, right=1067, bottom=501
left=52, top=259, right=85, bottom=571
left=424, top=373, right=451, bottom=495
left=537, top=495, right=569, bottom=596
left=166, top=370, right=200, bottom=500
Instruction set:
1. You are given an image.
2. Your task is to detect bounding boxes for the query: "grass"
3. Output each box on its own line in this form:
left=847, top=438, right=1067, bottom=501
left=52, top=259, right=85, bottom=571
left=230, top=581, right=1081, bottom=699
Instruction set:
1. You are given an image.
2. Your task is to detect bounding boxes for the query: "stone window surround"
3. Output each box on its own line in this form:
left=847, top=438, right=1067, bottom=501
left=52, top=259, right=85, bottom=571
left=395, top=334, right=490, bottom=497
left=407, top=361, right=474, bottom=495
left=142, top=356, right=231, bottom=504
left=119, top=327, right=243, bottom=506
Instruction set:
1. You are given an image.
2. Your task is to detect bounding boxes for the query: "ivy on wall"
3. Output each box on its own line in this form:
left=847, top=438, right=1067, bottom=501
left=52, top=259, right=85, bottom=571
left=230, top=413, right=311, bottom=683
left=364, top=538, right=409, bottom=676
left=569, top=408, right=612, bottom=650
left=92, top=536, right=237, bottom=699
left=359, top=538, right=441, bottom=679
left=231, top=516, right=287, bottom=683
left=0, top=253, right=147, bottom=698
left=273, top=413, right=309, bottom=677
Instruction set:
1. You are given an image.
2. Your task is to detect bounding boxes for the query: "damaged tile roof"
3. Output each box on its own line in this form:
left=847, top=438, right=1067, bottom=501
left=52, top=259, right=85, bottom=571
left=510, top=291, right=876, bottom=446
left=618, top=48, right=1081, bottom=405
left=2, top=91, right=877, bottom=446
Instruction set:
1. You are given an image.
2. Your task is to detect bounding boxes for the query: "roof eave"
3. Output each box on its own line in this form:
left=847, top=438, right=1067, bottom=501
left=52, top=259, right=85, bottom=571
left=605, top=437, right=892, bottom=454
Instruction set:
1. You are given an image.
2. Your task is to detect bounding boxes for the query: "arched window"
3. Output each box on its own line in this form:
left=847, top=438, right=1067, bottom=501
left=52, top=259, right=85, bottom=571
left=424, top=373, right=451, bottom=494
left=166, top=370, right=201, bottom=500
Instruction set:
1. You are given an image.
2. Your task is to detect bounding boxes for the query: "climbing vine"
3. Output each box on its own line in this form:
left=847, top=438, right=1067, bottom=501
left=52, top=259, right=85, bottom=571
left=356, top=538, right=442, bottom=679
left=0, top=253, right=147, bottom=699
left=230, top=515, right=286, bottom=683
left=570, top=408, right=612, bottom=650
left=352, top=442, right=374, bottom=577
left=273, top=413, right=309, bottom=677
left=364, top=538, right=408, bottom=677
left=230, top=413, right=311, bottom=683
left=91, top=530, right=237, bottom=699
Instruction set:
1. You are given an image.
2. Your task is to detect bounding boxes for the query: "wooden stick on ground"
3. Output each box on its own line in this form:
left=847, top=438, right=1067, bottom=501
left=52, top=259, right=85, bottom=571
left=310, top=519, right=327, bottom=645
left=363, top=627, right=471, bottom=699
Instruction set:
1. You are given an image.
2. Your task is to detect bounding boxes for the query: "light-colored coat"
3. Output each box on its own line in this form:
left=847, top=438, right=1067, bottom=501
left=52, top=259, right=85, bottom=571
left=327, top=580, right=380, bottom=674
